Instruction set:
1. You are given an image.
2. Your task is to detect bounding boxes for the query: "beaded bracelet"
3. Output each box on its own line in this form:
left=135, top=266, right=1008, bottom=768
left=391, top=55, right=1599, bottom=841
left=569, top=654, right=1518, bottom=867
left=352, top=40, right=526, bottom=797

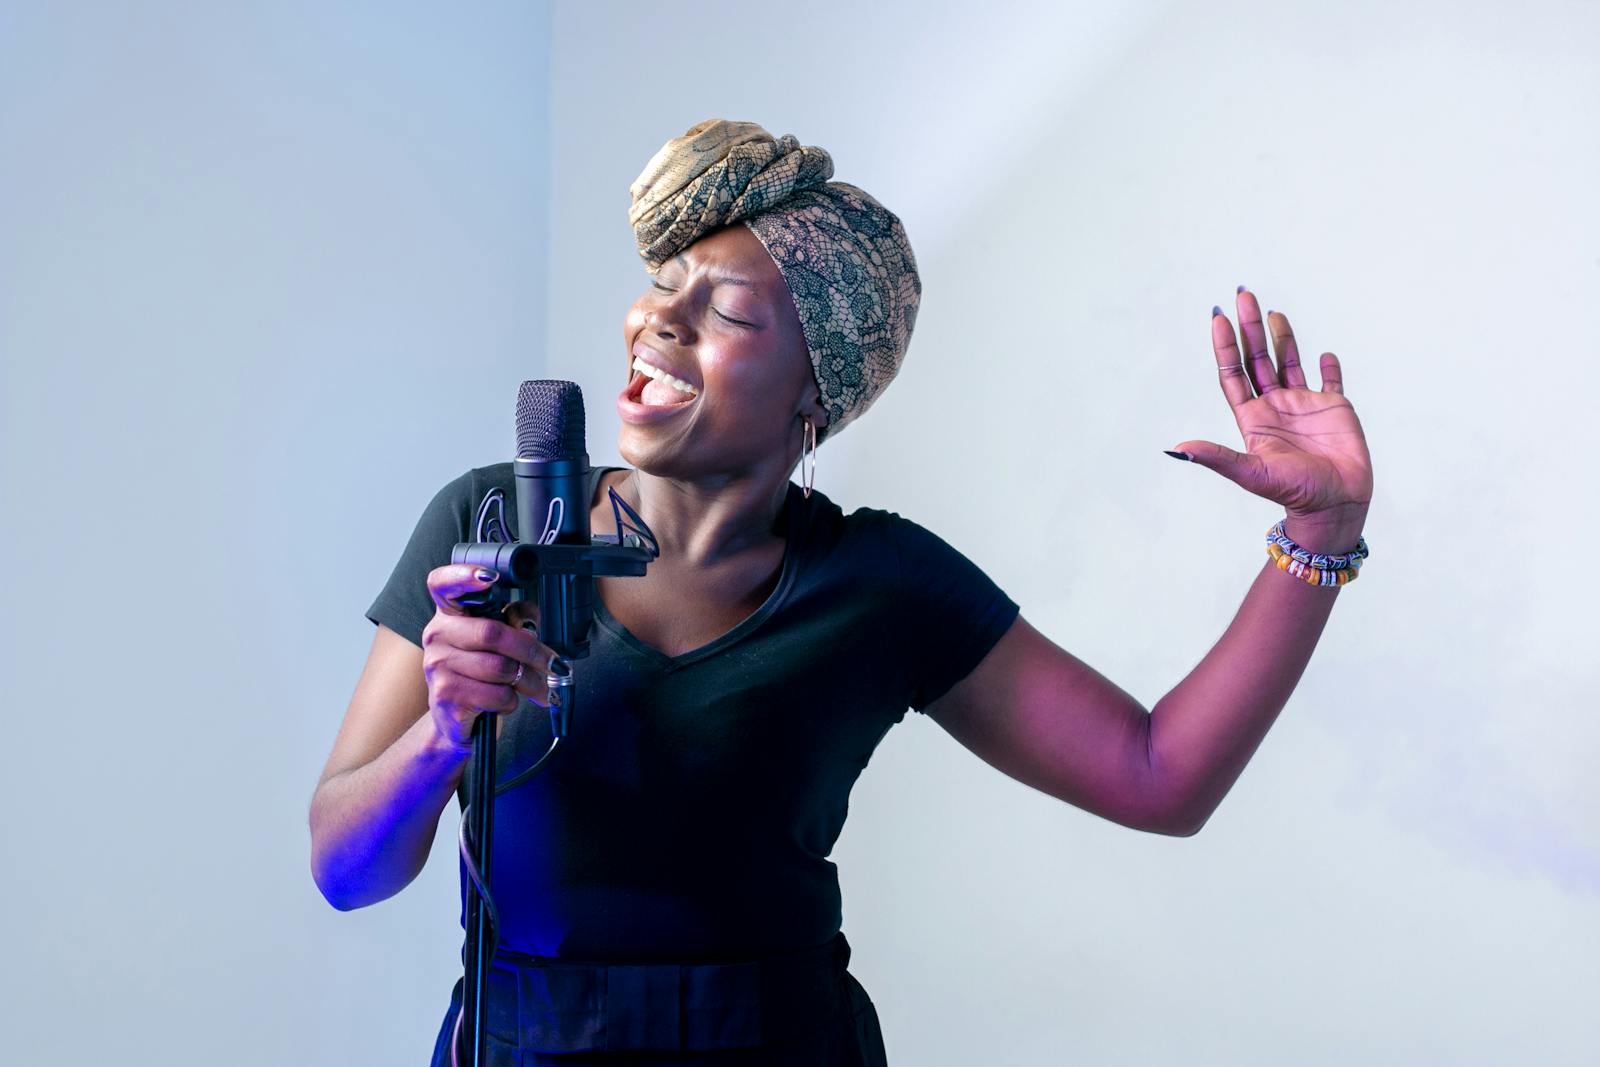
left=1265, top=518, right=1369, bottom=588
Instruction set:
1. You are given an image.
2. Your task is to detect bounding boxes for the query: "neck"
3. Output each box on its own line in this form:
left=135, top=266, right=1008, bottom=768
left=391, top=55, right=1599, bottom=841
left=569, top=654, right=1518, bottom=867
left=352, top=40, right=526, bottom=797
left=616, top=464, right=793, bottom=568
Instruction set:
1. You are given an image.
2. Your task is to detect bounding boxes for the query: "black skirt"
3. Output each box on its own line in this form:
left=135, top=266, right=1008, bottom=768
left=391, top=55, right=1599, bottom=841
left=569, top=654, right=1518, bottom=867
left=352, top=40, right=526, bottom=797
left=428, top=931, right=889, bottom=1066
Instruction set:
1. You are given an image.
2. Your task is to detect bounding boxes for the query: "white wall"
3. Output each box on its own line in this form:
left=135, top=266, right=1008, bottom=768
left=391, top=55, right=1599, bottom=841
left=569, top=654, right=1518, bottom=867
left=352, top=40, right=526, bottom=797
left=3, top=1, right=1595, bottom=1064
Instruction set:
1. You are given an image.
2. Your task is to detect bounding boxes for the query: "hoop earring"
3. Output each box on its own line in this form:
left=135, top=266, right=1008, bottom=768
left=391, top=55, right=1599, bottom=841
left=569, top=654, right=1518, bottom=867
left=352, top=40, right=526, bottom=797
left=801, top=417, right=816, bottom=499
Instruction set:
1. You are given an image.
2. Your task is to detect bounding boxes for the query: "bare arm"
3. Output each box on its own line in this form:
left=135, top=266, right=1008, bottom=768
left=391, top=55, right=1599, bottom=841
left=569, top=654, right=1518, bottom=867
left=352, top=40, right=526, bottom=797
left=927, top=287, right=1371, bottom=835
left=924, top=511, right=1362, bottom=837
left=308, top=564, right=555, bottom=910
left=924, top=612, right=1176, bottom=833
left=1148, top=509, right=1364, bottom=832
left=308, top=625, right=470, bottom=910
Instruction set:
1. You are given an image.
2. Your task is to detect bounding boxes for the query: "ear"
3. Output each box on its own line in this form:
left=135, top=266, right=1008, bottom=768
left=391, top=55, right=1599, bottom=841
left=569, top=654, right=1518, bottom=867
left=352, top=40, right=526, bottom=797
left=796, top=380, right=828, bottom=430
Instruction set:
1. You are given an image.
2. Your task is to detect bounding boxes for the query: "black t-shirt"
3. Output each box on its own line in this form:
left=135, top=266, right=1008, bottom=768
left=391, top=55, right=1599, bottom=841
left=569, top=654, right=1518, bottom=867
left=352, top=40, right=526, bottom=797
left=366, top=463, right=1020, bottom=962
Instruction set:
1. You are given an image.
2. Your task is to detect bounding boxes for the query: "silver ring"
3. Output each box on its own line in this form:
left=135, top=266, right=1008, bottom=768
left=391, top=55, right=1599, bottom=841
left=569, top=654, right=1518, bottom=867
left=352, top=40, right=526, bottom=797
left=512, top=663, right=525, bottom=686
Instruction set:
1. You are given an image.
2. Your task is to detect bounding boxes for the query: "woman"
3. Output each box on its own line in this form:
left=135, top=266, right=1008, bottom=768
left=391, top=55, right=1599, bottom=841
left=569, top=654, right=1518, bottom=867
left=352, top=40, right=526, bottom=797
left=308, top=119, right=1374, bottom=1065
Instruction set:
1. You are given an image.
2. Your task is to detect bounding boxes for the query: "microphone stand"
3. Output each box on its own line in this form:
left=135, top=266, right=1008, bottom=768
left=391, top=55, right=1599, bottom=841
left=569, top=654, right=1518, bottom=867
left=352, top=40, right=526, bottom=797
left=460, top=708, right=498, bottom=1067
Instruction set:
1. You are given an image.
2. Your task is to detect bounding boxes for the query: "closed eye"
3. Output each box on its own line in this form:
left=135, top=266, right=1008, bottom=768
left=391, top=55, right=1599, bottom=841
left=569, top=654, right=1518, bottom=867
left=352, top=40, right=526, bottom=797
left=650, top=281, right=749, bottom=326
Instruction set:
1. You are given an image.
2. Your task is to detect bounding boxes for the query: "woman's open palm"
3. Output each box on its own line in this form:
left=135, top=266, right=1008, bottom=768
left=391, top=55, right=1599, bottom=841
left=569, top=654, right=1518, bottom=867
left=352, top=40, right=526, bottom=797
left=1174, top=287, right=1374, bottom=519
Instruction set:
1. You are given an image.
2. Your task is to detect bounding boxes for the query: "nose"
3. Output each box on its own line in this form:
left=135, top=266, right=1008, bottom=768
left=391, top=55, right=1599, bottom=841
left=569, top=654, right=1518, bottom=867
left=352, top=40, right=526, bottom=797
left=644, top=291, right=694, bottom=343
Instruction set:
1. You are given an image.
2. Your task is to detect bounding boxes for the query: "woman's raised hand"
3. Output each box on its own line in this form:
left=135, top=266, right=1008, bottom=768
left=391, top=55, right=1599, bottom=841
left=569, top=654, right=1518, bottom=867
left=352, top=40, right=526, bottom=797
left=1171, top=287, right=1373, bottom=526
left=422, top=564, right=556, bottom=754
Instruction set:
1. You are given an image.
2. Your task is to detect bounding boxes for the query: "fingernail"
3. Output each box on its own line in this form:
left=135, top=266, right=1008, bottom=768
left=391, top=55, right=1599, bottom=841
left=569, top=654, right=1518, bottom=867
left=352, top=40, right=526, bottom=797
left=474, top=568, right=497, bottom=583
left=1164, top=450, right=1192, bottom=461
left=1211, top=305, right=1222, bottom=318
left=1266, top=308, right=1275, bottom=316
left=1237, top=284, right=1248, bottom=294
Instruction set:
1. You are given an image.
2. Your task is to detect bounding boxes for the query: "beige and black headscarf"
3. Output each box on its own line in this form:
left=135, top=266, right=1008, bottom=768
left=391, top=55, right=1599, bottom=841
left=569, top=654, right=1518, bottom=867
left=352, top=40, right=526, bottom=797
left=628, top=119, right=921, bottom=445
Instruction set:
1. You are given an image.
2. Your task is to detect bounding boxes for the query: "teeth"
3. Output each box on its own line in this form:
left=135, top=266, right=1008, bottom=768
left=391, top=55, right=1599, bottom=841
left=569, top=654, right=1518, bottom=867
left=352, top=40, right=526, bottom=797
left=632, top=356, right=698, bottom=396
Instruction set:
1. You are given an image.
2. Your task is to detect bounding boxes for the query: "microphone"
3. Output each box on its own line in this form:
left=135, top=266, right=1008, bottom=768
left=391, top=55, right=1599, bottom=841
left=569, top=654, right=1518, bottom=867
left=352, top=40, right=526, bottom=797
left=514, top=380, right=594, bottom=682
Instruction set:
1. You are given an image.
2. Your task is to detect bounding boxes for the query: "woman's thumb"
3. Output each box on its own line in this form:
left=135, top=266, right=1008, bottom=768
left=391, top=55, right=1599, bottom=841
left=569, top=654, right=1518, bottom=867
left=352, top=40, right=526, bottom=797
left=1167, top=440, right=1256, bottom=487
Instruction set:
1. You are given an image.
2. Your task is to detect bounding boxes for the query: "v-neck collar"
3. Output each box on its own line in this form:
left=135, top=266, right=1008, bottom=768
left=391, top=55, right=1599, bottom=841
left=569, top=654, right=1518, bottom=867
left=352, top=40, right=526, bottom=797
left=587, top=465, right=805, bottom=670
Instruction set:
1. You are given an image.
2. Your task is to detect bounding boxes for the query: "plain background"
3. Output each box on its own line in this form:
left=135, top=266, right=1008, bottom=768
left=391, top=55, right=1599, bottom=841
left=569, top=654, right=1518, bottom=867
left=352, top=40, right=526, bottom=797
left=2, top=1, right=1595, bottom=1063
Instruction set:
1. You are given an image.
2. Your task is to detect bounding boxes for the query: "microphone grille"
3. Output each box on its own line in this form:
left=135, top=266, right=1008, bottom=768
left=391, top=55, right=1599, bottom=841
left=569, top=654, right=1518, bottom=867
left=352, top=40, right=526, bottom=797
left=516, top=380, right=586, bottom=459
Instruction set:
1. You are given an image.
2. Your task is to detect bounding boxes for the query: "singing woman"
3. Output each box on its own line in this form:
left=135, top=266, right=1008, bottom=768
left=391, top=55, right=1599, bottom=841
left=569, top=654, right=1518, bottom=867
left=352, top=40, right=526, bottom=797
left=309, top=118, right=1374, bottom=1065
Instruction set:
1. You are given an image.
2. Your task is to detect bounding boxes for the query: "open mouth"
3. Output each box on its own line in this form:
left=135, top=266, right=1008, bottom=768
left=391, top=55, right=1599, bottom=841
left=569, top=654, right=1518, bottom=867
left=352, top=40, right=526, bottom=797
left=627, top=357, right=699, bottom=407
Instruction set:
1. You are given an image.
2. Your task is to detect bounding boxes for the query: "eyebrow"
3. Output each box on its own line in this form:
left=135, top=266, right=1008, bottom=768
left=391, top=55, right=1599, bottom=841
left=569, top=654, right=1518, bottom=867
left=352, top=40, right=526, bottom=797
left=668, top=254, right=761, bottom=292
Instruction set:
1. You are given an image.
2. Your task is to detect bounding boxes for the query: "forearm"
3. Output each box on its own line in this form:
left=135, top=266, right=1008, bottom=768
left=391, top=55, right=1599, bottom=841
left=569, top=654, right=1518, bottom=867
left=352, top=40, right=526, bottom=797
left=309, top=712, right=471, bottom=910
left=1148, top=508, right=1367, bottom=833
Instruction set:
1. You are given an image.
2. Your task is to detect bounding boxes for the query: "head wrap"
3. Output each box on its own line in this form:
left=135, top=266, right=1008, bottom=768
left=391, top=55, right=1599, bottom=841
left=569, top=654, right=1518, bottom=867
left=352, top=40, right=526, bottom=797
left=628, top=118, right=920, bottom=444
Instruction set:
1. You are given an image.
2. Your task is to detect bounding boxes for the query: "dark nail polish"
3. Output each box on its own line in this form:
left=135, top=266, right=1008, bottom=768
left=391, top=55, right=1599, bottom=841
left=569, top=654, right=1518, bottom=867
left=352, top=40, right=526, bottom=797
left=1164, top=450, right=1193, bottom=461
left=1211, top=305, right=1222, bottom=318
left=1237, top=284, right=1248, bottom=293
left=475, top=568, right=497, bottom=583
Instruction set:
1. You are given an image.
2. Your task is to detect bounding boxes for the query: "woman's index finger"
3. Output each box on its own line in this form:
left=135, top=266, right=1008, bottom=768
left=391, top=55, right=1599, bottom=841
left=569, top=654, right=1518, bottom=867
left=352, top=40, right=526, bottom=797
left=427, top=563, right=498, bottom=615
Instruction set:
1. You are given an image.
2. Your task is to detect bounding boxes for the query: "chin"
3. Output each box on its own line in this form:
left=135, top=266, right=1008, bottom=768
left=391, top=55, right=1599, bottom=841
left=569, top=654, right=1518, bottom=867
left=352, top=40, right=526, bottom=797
left=616, top=431, right=690, bottom=479
left=616, top=434, right=645, bottom=470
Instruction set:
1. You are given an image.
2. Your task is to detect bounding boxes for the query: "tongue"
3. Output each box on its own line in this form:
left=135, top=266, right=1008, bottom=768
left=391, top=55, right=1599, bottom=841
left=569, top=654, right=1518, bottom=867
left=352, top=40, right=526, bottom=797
left=641, top=377, right=691, bottom=406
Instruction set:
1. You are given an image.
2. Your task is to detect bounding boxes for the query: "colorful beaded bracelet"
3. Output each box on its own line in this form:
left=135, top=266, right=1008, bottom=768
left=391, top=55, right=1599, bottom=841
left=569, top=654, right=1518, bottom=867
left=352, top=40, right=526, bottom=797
left=1265, top=519, right=1369, bottom=588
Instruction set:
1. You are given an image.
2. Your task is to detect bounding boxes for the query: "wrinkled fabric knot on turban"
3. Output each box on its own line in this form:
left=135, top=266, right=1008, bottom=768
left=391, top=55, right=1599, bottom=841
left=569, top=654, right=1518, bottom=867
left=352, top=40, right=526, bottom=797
left=628, top=118, right=920, bottom=444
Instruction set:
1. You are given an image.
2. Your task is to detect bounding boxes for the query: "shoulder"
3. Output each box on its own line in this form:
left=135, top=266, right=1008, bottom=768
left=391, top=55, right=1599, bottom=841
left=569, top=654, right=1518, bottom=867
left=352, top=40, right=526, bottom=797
left=792, top=486, right=892, bottom=558
left=466, top=460, right=515, bottom=493
left=839, top=503, right=1009, bottom=614
left=797, top=487, right=977, bottom=577
left=396, top=462, right=516, bottom=545
left=434, top=461, right=515, bottom=509
left=841, top=501, right=965, bottom=562
left=416, top=461, right=506, bottom=500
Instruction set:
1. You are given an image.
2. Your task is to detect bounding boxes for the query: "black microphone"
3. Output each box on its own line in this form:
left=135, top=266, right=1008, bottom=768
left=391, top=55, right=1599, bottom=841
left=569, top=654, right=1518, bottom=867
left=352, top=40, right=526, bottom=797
left=513, top=380, right=592, bottom=734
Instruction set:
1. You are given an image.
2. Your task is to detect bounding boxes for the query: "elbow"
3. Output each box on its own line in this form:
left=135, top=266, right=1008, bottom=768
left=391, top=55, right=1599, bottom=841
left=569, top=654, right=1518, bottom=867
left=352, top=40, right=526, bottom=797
left=318, top=887, right=360, bottom=913
left=1161, top=802, right=1210, bottom=838
left=1110, top=795, right=1205, bottom=837
left=315, top=883, right=356, bottom=912
left=310, top=849, right=361, bottom=912
left=311, top=853, right=387, bottom=912
left=308, top=824, right=419, bottom=912
left=1142, top=720, right=1207, bottom=837
left=308, top=817, right=371, bottom=912
left=307, top=786, right=375, bottom=911
left=1139, top=792, right=1209, bottom=838
left=1139, top=812, right=1205, bottom=838
left=308, top=807, right=349, bottom=910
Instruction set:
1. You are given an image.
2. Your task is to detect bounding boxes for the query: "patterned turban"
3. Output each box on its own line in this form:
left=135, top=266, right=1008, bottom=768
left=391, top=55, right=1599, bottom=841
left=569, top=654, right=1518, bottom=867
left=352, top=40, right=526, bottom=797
left=628, top=118, right=921, bottom=444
